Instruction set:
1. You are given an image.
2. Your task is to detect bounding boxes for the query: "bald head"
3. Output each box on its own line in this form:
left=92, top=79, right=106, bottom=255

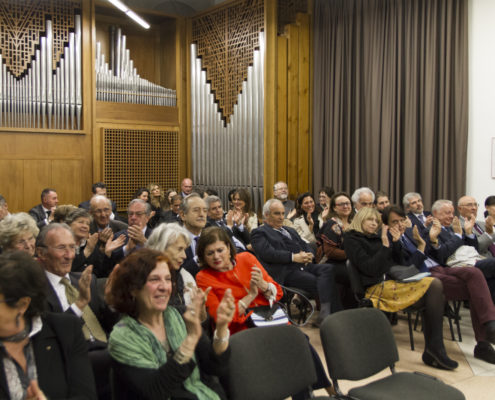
left=457, top=196, right=479, bottom=219
left=89, top=195, right=112, bottom=228
left=181, top=178, right=193, bottom=196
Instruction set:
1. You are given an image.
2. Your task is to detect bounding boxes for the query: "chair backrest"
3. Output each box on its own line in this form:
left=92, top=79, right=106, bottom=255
left=346, top=259, right=366, bottom=299
left=320, top=308, right=399, bottom=381
left=227, top=325, right=317, bottom=400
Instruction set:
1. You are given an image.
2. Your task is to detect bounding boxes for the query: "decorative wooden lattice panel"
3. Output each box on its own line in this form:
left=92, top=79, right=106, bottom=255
left=277, top=0, right=308, bottom=35
left=103, top=128, right=180, bottom=211
left=192, top=0, right=264, bottom=124
left=0, top=0, right=80, bottom=77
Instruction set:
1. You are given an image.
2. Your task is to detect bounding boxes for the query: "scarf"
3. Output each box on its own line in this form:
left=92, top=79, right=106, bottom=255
left=109, top=307, right=219, bottom=400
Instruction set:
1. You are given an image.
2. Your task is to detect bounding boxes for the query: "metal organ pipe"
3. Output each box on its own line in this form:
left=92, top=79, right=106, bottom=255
left=190, top=32, right=265, bottom=210
left=0, top=15, right=83, bottom=130
left=95, top=27, right=177, bottom=107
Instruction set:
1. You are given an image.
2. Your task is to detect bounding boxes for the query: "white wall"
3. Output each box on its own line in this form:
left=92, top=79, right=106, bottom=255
left=467, top=0, right=495, bottom=217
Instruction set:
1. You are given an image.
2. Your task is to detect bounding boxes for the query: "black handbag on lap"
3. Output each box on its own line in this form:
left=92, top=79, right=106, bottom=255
left=387, top=264, right=420, bottom=281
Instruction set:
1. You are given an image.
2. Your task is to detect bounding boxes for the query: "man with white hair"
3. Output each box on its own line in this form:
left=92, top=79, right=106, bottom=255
left=251, top=199, right=343, bottom=324
left=273, top=181, right=295, bottom=217
left=427, top=199, right=495, bottom=303
left=351, top=187, right=375, bottom=212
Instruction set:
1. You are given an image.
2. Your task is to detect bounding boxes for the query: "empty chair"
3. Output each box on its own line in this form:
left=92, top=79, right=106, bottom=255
left=320, top=308, right=465, bottom=400
left=227, top=324, right=331, bottom=400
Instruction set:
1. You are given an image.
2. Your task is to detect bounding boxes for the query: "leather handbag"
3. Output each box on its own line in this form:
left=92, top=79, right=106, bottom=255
left=387, top=264, right=420, bottom=281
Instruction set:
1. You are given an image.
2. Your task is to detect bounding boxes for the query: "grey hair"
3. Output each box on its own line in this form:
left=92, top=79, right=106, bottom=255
left=402, top=192, right=422, bottom=209
left=89, top=195, right=111, bottom=211
left=205, top=195, right=222, bottom=209
left=262, top=199, right=283, bottom=218
left=273, top=181, right=288, bottom=191
left=431, top=199, right=453, bottom=214
left=128, top=198, right=151, bottom=215
left=146, top=223, right=191, bottom=252
left=65, top=208, right=91, bottom=226
left=0, top=213, right=39, bottom=249
left=180, top=193, right=202, bottom=214
left=35, top=223, right=74, bottom=249
left=351, top=187, right=375, bottom=205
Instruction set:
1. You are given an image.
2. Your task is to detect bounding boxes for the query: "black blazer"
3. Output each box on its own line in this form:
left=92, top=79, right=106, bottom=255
left=89, top=219, right=128, bottom=235
left=426, top=226, right=479, bottom=265
left=28, top=204, right=49, bottom=229
left=0, top=312, right=97, bottom=399
left=44, top=271, right=119, bottom=338
left=206, top=218, right=251, bottom=246
left=250, top=224, right=314, bottom=283
left=407, top=211, right=432, bottom=237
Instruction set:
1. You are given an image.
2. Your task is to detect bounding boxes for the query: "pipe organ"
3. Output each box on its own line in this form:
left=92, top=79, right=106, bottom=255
left=190, top=32, right=265, bottom=211
left=95, top=28, right=176, bottom=107
left=0, top=15, right=82, bottom=130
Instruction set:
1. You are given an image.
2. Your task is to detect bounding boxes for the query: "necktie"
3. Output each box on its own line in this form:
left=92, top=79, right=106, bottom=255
left=279, top=228, right=292, bottom=239
left=60, top=278, right=107, bottom=343
left=417, top=214, right=425, bottom=225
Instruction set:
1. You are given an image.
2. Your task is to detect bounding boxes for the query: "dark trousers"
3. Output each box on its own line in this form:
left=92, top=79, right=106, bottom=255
left=284, top=263, right=343, bottom=313
left=431, top=265, right=495, bottom=342
left=475, top=258, right=495, bottom=302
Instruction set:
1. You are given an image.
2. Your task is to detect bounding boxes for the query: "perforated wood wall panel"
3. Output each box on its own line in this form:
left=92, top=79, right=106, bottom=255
left=0, top=0, right=81, bottom=77
left=191, top=0, right=264, bottom=124
left=277, top=0, right=308, bottom=35
left=103, top=128, right=180, bottom=210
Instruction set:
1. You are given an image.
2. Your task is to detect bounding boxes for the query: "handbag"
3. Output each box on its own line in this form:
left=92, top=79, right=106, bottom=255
left=387, top=264, right=420, bottom=281
left=247, top=303, right=289, bottom=327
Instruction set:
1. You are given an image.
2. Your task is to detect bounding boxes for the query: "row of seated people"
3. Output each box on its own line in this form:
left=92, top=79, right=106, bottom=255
left=2, top=183, right=495, bottom=399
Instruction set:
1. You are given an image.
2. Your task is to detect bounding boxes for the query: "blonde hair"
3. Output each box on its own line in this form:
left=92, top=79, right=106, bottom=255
left=347, top=207, right=382, bottom=234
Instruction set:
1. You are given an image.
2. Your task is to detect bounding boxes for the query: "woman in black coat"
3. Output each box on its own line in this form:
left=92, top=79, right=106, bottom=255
left=343, top=207, right=458, bottom=371
left=0, top=251, right=96, bottom=399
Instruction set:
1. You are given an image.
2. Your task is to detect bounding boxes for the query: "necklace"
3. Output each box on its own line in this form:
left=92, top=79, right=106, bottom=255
left=0, top=320, right=31, bottom=343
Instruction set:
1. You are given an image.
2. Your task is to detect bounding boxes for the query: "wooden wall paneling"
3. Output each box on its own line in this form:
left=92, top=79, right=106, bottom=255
left=287, top=22, right=300, bottom=198
left=51, top=160, right=84, bottom=205
left=0, top=160, right=24, bottom=212
left=264, top=0, right=278, bottom=200
left=297, top=13, right=310, bottom=193
left=23, top=160, right=52, bottom=209
left=277, top=35, right=288, bottom=184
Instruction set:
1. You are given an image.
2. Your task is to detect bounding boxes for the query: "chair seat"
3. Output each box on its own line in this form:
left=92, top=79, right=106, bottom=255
left=348, top=372, right=464, bottom=400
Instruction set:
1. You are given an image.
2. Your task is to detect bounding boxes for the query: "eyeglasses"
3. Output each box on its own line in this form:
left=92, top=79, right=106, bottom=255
left=335, top=202, right=351, bottom=207
left=128, top=211, right=147, bottom=217
left=93, top=208, right=111, bottom=214
left=460, top=203, right=478, bottom=208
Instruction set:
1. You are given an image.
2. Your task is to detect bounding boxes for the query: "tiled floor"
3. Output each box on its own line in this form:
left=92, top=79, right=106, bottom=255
left=300, top=308, right=495, bottom=400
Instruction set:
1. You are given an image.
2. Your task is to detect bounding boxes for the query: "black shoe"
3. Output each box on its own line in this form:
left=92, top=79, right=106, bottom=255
left=484, top=321, right=495, bottom=345
left=422, top=349, right=458, bottom=370
left=474, top=342, right=495, bottom=364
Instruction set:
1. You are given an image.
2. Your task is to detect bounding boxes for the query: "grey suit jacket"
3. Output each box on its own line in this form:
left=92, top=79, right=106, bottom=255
left=459, top=216, right=495, bottom=257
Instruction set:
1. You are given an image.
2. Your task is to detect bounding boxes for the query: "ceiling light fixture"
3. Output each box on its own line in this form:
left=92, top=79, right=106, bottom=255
left=107, top=0, right=151, bottom=29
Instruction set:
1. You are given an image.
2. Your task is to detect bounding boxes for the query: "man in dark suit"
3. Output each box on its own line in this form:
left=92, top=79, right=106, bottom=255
left=36, top=223, right=117, bottom=399
left=89, top=195, right=128, bottom=236
left=251, top=199, right=342, bottom=322
left=180, top=177, right=194, bottom=198
left=180, top=193, right=207, bottom=277
left=79, top=182, right=117, bottom=212
left=102, top=199, right=153, bottom=272
left=29, top=188, right=58, bottom=229
left=403, top=192, right=432, bottom=236
left=427, top=199, right=495, bottom=302
left=205, top=195, right=249, bottom=251
left=382, top=205, right=495, bottom=364
left=160, top=194, right=182, bottom=223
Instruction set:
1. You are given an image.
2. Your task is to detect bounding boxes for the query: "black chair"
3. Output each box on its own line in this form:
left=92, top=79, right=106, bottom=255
left=345, top=259, right=419, bottom=350
left=227, top=325, right=331, bottom=400
left=320, top=308, right=465, bottom=400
